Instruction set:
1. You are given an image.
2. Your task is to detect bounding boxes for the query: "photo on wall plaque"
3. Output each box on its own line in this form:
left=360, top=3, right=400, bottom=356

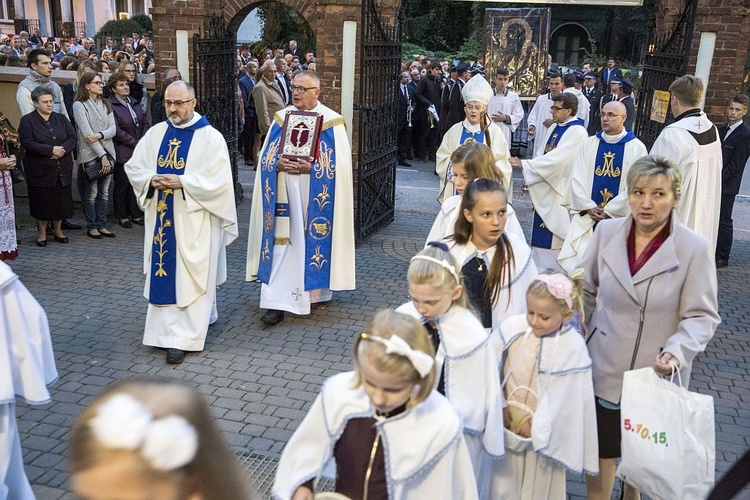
left=484, top=8, right=551, bottom=99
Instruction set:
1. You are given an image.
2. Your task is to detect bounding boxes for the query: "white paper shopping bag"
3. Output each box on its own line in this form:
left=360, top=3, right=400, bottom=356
left=616, top=367, right=715, bottom=500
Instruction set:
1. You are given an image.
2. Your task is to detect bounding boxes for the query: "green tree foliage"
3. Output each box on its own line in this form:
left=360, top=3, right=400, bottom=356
left=130, top=14, right=153, bottom=35
left=94, top=19, right=141, bottom=43
left=401, top=0, right=474, bottom=53
left=255, top=3, right=315, bottom=55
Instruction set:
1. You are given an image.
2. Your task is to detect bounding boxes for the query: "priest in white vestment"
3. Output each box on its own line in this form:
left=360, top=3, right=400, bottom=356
left=125, top=81, right=238, bottom=364
left=559, top=101, right=647, bottom=273
left=527, top=73, right=563, bottom=158
left=436, top=74, right=512, bottom=203
left=650, top=75, right=722, bottom=251
left=1, top=261, right=58, bottom=499
left=246, top=71, right=355, bottom=326
left=510, top=93, right=588, bottom=271
left=488, top=68, right=524, bottom=149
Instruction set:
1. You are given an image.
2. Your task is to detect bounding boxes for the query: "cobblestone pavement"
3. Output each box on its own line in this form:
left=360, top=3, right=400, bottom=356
left=11, top=159, right=750, bottom=499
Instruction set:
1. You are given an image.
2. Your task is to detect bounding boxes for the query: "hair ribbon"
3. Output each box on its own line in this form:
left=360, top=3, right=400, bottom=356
left=535, top=274, right=574, bottom=309
left=361, top=333, right=434, bottom=378
left=410, top=255, right=460, bottom=284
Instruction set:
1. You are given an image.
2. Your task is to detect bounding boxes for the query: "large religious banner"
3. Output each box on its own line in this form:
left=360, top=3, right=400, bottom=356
left=484, top=8, right=551, bottom=99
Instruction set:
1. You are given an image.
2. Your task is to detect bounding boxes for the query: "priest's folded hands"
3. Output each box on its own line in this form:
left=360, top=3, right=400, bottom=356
left=150, top=173, right=182, bottom=189
left=277, top=156, right=312, bottom=175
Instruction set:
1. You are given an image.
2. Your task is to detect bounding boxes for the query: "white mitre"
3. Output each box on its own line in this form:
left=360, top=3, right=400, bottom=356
left=461, top=74, right=493, bottom=106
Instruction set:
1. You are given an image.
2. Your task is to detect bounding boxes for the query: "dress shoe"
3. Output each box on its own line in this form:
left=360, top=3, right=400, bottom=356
left=87, top=230, right=103, bottom=239
left=119, top=219, right=133, bottom=228
left=53, top=235, right=69, bottom=243
left=716, top=259, right=729, bottom=269
left=261, top=309, right=285, bottom=325
left=132, top=217, right=144, bottom=226
left=36, top=239, right=47, bottom=247
left=61, top=220, right=82, bottom=230
left=166, top=348, right=185, bottom=364
left=99, top=229, right=116, bottom=238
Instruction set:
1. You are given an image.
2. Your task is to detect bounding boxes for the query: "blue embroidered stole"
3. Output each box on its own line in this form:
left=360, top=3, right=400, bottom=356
left=257, top=120, right=337, bottom=291
left=447, top=125, right=487, bottom=196
left=590, top=130, right=635, bottom=207
left=532, top=118, right=585, bottom=248
left=149, top=116, right=210, bottom=305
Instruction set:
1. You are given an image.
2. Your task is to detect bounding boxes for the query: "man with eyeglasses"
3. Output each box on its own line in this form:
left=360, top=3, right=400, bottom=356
left=509, top=92, right=588, bottom=271
left=124, top=80, right=238, bottom=364
left=559, top=101, right=647, bottom=272
left=247, top=70, right=355, bottom=326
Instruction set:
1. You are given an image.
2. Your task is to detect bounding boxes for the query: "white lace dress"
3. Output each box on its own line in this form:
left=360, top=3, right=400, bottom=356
left=0, top=139, right=17, bottom=261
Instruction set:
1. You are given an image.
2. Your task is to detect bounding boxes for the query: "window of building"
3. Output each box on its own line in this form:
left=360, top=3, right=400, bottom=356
left=116, top=0, right=146, bottom=19
left=1, top=0, right=14, bottom=21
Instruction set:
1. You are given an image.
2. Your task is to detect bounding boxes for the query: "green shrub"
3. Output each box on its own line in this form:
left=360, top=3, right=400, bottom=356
left=95, top=19, right=141, bottom=42
left=130, top=14, right=152, bottom=35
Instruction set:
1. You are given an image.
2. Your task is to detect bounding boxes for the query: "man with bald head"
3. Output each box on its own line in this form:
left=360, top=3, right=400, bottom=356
left=559, top=100, right=647, bottom=272
left=247, top=70, right=355, bottom=325
left=125, top=80, right=239, bottom=364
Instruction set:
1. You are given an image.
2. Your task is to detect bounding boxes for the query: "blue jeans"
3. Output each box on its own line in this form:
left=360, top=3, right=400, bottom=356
left=83, top=173, right=113, bottom=230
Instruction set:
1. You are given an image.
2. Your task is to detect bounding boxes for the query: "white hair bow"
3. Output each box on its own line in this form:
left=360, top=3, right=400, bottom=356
left=362, top=333, right=435, bottom=378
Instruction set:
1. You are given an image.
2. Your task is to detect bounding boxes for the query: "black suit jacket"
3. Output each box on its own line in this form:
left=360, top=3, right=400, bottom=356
left=620, top=95, right=636, bottom=131
left=443, top=79, right=465, bottom=133
left=583, top=87, right=604, bottom=135
left=719, top=123, right=750, bottom=195
left=414, top=75, right=440, bottom=119
left=397, top=83, right=414, bottom=126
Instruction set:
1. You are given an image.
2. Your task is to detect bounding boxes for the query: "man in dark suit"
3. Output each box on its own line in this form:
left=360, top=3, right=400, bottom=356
left=440, top=62, right=470, bottom=137
left=397, top=71, right=415, bottom=166
left=582, top=72, right=604, bottom=135
left=413, top=62, right=441, bottom=161
left=600, top=58, right=623, bottom=92
left=615, top=78, right=636, bottom=131
left=286, top=40, right=302, bottom=59
left=238, top=61, right=258, bottom=166
left=716, top=94, right=750, bottom=268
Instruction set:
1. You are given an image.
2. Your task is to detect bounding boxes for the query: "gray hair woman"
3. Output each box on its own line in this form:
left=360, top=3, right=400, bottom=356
left=582, top=155, right=720, bottom=500
left=73, top=72, right=116, bottom=238
left=18, top=86, right=78, bottom=246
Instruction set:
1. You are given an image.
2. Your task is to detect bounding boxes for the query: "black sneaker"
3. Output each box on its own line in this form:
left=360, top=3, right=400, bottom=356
left=261, top=309, right=285, bottom=325
left=166, top=348, right=185, bottom=364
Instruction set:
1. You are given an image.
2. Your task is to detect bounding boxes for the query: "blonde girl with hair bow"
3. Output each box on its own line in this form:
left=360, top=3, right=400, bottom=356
left=396, top=242, right=505, bottom=496
left=492, top=271, right=598, bottom=499
left=273, top=310, right=478, bottom=500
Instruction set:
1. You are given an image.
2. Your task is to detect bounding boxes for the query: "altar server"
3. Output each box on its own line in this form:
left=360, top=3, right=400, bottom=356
left=488, top=67, right=524, bottom=148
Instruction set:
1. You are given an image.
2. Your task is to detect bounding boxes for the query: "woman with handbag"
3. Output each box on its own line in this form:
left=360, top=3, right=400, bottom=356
left=18, top=87, right=78, bottom=247
left=0, top=110, right=20, bottom=259
left=73, top=72, right=117, bottom=239
left=581, top=156, right=720, bottom=500
left=108, top=71, right=149, bottom=229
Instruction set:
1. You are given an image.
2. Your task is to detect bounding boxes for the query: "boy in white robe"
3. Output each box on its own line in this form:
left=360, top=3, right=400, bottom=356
left=488, top=68, right=524, bottom=148
left=0, top=262, right=58, bottom=500
left=527, top=74, right=563, bottom=158
left=650, top=75, right=722, bottom=251
left=125, top=81, right=238, bottom=364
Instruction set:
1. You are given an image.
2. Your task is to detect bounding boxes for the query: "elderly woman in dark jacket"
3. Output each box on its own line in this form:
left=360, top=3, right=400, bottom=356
left=18, top=86, right=78, bottom=246
left=108, top=71, right=149, bottom=228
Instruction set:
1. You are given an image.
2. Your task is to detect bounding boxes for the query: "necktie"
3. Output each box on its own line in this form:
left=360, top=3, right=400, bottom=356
left=402, top=85, right=408, bottom=101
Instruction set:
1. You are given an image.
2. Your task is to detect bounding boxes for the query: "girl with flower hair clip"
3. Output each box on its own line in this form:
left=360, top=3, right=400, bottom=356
left=273, top=309, right=478, bottom=500
left=426, top=141, right=525, bottom=245
left=492, top=271, right=598, bottom=499
left=396, top=242, right=505, bottom=496
left=69, top=376, right=253, bottom=500
left=448, top=178, right=538, bottom=331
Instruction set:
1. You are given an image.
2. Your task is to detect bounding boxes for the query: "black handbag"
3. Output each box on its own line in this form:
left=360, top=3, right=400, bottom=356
left=83, top=154, right=114, bottom=182
left=6, top=143, right=25, bottom=184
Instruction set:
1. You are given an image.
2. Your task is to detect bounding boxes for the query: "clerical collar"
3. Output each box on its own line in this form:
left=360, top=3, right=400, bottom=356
left=560, top=117, right=579, bottom=126
left=674, top=108, right=702, bottom=122
left=171, top=112, right=202, bottom=129
left=602, top=129, right=627, bottom=143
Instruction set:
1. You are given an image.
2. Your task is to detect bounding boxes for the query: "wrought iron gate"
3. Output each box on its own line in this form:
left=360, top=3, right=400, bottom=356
left=634, top=0, right=697, bottom=148
left=193, top=17, right=243, bottom=202
left=356, top=1, right=401, bottom=242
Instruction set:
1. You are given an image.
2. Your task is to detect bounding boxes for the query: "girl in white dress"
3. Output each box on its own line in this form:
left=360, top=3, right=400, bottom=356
left=493, top=272, right=598, bottom=499
left=427, top=141, right=525, bottom=244
left=448, top=178, right=537, bottom=330
left=273, top=310, right=478, bottom=500
left=396, top=243, right=505, bottom=494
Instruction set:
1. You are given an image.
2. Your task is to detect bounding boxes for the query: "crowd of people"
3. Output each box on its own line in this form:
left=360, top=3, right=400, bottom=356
left=0, top=35, right=748, bottom=500
left=1, top=28, right=155, bottom=74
